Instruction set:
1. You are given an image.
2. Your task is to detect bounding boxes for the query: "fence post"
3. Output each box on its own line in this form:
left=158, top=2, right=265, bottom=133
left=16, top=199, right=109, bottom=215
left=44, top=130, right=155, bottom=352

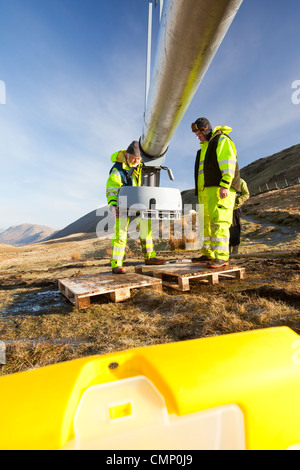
left=0, top=341, right=5, bottom=365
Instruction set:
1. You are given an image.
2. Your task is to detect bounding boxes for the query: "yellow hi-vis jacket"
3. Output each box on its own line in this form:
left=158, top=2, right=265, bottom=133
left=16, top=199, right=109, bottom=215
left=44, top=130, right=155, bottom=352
left=197, top=126, right=238, bottom=193
left=106, top=150, right=142, bottom=207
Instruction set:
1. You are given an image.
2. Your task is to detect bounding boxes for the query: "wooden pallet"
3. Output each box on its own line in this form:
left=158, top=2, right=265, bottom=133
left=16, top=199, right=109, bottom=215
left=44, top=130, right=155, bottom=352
left=58, top=273, right=162, bottom=308
left=135, top=262, right=245, bottom=291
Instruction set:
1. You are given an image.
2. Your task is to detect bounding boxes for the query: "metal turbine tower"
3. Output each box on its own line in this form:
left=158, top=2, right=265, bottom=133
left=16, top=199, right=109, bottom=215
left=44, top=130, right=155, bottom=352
left=119, top=0, right=243, bottom=220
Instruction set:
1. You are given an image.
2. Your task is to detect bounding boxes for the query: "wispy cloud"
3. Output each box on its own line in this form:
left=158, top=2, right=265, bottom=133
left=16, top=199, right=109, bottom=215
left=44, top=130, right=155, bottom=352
left=1, top=0, right=300, bottom=229
left=0, top=46, right=147, bottom=228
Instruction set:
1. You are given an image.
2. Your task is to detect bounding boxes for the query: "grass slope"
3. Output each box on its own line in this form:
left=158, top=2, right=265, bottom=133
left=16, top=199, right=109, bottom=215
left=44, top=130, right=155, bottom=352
left=240, top=143, right=300, bottom=194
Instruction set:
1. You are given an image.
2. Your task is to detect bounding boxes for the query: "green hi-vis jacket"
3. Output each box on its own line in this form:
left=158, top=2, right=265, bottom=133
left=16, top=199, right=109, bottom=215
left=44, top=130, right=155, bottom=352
left=194, top=126, right=241, bottom=195
left=106, top=150, right=142, bottom=207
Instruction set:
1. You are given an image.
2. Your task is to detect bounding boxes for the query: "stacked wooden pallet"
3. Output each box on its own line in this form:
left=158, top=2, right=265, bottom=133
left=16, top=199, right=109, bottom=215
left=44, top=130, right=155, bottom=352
left=58, top=272, right=162, bottom=308
left=135, top=262, right=245, bottom=291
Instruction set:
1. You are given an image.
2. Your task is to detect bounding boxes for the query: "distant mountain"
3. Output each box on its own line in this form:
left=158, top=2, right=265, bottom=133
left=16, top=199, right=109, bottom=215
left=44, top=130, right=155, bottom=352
left=47, top=206, right=114, bottom=241
left=0, top=228, right=6, bottom=235
left=0, top=224, right=56, bottom=247
left=181, top=189, right=197, bottom=208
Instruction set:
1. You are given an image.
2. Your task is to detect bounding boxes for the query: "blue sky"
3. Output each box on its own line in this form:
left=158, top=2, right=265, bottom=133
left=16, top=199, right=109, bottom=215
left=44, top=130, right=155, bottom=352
left=0, top=0, right=299, bottom=230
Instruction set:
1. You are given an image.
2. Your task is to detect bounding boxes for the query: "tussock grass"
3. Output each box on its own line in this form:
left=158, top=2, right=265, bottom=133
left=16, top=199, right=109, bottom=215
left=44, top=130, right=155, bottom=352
left=1, top=271, right=299, bottom=376
left=70, top=251, right=81, bottom=261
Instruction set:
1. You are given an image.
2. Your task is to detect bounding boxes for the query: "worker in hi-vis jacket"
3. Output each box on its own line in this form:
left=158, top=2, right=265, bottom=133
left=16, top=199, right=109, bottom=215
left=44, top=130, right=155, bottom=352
left=106, top=140, right=165, bottom=274
left=229, top=178, right=250, bottom=254
left=191, top=117, right=241, bottom=268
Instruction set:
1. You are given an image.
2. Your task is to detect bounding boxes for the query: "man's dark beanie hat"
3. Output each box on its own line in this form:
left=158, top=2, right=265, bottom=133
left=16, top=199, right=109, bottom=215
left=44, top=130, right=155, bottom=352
left=126, top=141, right=141, bottom=158
left=194, top=118, right=212, bottom=135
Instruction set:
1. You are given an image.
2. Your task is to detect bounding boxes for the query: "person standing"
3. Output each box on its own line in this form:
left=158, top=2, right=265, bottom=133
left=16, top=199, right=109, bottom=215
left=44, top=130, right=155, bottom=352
left=106, top=140, right=165, bottom=274
left=229, top=178, right=250, bottom=254
left=191, top=117, right=241, bottom=268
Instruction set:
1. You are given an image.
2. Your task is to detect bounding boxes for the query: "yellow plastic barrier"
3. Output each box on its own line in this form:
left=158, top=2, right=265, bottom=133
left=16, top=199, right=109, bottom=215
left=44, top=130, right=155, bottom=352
left=0, top=326, right=300, bottom=450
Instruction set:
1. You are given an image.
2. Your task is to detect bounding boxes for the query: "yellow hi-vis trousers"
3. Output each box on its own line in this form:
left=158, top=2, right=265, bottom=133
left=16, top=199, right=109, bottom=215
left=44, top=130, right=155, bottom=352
left=198, top=186, right=236, bottom=261
left=111, top=216, right=156, bottom=268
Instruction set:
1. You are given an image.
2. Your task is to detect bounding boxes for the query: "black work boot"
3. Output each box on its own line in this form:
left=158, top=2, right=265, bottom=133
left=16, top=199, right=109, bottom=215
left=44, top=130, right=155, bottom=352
left=112, top=267, right=126, bottom=274
left=191, top=255, right=212, bottom=263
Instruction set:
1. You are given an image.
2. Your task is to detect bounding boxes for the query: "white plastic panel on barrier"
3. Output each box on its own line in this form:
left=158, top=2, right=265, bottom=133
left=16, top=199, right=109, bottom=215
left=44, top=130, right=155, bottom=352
left=63, top=376, right=246, bottom=450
